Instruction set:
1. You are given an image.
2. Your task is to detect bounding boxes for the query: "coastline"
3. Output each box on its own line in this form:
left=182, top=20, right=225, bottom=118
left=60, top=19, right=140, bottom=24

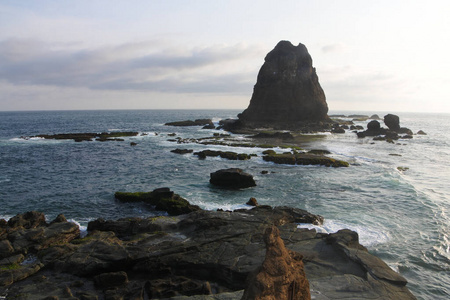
left=0, top=200, right=416, bottom=299
left=0, top=109, right=448, bottom=299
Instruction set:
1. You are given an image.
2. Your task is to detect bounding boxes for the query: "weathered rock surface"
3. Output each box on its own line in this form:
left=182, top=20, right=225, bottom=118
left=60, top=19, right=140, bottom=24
left=241, top=226, right=311, bottom=300
left=210, top=168, right=257, bottom=188
left=0, top=205, right=415, bottom=300
left=237, top=41, right=329, bottom=128
left=194, top=150, right=253, bottom=161
left=114, top=187, right=201, bottom=216
left=263, top=153, right=349, bottom=168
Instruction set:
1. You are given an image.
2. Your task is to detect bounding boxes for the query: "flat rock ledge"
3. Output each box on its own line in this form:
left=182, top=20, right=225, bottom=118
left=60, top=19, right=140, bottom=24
left=0, top=205, right=416, bottom=299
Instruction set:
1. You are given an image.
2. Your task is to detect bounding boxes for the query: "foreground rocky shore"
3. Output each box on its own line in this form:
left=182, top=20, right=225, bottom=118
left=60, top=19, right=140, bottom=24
left=0, top=190, right=416, bottom=300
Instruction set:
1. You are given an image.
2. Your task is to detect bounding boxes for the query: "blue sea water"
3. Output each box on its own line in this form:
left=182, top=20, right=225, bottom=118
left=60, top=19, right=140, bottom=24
left=0, top=109, right=448, bottom=299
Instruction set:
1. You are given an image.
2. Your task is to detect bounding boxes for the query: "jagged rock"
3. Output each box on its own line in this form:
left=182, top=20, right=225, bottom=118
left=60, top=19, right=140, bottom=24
left=238, top=41, right=329, bottom=127
left=7, top=211, right=47, bottom=229
left=1, top=205, right=415, bottom=299
left=210, top=168, right=256, bottom=188
left=241, top=226, right=311, bottom=300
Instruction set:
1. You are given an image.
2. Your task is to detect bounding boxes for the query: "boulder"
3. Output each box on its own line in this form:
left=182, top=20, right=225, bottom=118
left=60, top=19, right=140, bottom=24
left=238, top=41, right=329, bottom=127
left=210, top=168, right=256, bottom=188
left=417, top=130, right=427, bottom=135
left=384, top=114, right=401, bottom=131
left=367, top=120, right=381, bottom=132
left=241, top=226, right=311, bottom=300
left=247, top=197, right=259, bottom=206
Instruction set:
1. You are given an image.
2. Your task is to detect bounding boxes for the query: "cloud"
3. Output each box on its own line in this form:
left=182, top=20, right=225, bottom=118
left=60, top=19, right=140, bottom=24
left=321, top=43, right=346, bottom=54
left=0, top=38, right=263, bottom=94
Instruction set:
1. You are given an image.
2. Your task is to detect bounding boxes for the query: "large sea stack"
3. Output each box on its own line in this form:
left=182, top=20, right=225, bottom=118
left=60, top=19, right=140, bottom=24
left=238, top=41, right=329, bottom=128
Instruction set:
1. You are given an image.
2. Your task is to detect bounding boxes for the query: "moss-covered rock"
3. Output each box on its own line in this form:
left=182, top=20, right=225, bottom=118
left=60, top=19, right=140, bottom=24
left=263, top=153, right=349, bottom=167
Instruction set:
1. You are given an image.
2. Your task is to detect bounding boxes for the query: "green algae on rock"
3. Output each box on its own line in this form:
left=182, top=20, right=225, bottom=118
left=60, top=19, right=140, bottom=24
left=263, top=153, right=349, bottom=167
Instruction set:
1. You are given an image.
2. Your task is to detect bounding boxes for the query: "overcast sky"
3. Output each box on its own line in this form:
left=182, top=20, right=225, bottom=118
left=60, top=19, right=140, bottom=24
left=1, top=0, right=449, bottom=113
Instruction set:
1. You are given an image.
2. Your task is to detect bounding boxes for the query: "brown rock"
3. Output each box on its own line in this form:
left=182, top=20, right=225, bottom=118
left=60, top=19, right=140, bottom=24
left=247, top=197, right=259, bottom=206
left=241, top=226, right=311, bottom=300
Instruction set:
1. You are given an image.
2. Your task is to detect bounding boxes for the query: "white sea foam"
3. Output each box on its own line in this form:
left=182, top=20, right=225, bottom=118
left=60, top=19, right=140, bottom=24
left=298, top=219, right=390, bottom=247
left=68, top=218, right=88, bottom=238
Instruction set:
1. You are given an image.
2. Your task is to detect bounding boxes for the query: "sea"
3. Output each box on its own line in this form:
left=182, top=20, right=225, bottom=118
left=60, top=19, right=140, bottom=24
left=0, top=109, right=448, bottom=299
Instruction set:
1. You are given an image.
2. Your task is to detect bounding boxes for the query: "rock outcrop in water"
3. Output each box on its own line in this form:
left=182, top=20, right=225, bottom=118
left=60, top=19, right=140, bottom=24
left=237, top=41, right=329, bottom=129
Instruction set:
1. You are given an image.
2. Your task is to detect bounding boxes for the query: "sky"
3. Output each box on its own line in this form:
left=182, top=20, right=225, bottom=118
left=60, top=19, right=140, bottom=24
left=0, top=0, right=449, bottom=113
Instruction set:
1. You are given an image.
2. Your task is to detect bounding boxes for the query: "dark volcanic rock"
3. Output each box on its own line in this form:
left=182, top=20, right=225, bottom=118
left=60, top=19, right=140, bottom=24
left=367, top=120, right=381, bottom=132
left=194, top=150, right=252, bottom=160
left=114, top=187, right=201, bottom=216
left=263, top=153, right=349, bottom=168
left=384, top=114, right=401, bottom=131
left=1, top=205, right=416, bottom=300
left=238, top=41, right=329, bottom=127
left=210, top=168, right=256, bottom=188
left=165, top=119, right=214, bottom=127
left=171, top=148, right=194, bottom=154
